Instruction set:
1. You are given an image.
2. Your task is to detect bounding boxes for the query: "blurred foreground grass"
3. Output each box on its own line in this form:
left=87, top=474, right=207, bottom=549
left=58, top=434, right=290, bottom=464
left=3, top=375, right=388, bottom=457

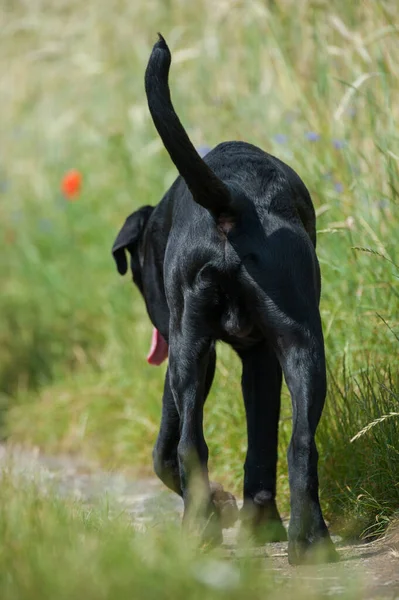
left=0, top=472, right=365, bottom=600
left=0, top=0, right=398, bottom=537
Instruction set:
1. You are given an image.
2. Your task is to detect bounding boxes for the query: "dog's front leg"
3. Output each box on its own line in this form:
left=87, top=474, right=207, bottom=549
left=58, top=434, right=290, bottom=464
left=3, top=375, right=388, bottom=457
left=237, top=341, right=287, bottom=543
left=168, top=323, right=222, bottom=546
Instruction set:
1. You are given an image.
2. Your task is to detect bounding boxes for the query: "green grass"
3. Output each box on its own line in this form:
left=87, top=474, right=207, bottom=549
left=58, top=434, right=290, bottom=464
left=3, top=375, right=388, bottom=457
left=0, top=472, right=364, bottom=600
left=1, top=0, right=398, bottom=539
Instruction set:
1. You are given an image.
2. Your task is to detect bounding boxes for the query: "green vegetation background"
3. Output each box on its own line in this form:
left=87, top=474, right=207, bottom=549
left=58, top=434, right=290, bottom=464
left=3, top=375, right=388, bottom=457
left=1, top=0, right=398, bottom=541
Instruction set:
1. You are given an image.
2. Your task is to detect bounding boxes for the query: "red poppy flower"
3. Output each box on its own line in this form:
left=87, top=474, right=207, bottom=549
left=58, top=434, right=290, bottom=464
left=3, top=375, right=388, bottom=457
left=61, top=169, right=82, bottom=199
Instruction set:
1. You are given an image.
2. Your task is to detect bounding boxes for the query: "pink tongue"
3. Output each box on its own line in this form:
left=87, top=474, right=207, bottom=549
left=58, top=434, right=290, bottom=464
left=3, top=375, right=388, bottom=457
left=147, top=328, right=169, bottom=365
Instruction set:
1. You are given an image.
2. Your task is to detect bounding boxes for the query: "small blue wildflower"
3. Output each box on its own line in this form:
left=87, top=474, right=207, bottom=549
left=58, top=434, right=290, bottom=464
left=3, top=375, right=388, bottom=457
left=273, top=133, right=288, bottom=144
left=37, top=218, right=53, bottom=233
left=55, top=193, right=67, bottom=210
left=346, top=107, right=356, bottom=118
left=10, top=210, right=23, bottom=223
left=305, top=131, right=320, bottom=142
left=334, top=182, right=344, bottom=193
left=0, top=180, right=9, bottom=193
left=378, top=198, right=389, bottom=209
left=196, top=145, right=212, bottom=158
left=284, top=111, right=298, bottom=124
left=332, top=139, right=346, bottom=150
left=11, top=127, right=24, bottom=139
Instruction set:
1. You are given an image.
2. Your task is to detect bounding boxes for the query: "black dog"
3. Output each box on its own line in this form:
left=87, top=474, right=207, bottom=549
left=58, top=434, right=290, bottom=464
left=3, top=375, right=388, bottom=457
left=112, top=34, right=338, bottom=565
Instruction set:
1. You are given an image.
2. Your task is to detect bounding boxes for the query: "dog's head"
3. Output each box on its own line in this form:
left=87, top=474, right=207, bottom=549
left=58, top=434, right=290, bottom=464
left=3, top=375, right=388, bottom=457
left=112, top=205, right=154, bottom=293
left=112, top=204, right=169, bottom=365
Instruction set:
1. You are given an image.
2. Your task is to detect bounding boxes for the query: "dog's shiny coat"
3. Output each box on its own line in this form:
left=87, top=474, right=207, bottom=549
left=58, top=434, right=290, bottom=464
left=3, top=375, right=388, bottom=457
left=112, top=35, right=338, bottom=564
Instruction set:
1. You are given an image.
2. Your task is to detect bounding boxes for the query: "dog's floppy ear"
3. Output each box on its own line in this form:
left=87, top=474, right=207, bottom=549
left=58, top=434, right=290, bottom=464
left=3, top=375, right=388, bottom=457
left=112, top=205, right=154, bottom=275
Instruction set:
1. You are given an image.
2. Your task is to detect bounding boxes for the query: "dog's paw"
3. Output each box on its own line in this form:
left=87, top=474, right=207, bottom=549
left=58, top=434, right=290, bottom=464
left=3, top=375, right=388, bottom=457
left=182, top=508, right=223, bottom=549
left=239, top=514, right=287, bottom=545
left=201, top=514, right=224, bottom=550
left=288, top=535, right=339, bottom=565
left=210, top=481, right=239, bottom=529
left=240, top=518, right=287, bottom=545
left=239, top=491, right=287, bottom=544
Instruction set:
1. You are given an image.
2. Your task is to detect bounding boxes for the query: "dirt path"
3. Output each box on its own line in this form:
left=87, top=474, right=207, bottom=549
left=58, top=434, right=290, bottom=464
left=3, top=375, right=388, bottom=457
left=1, top=444, right=397, bottom=599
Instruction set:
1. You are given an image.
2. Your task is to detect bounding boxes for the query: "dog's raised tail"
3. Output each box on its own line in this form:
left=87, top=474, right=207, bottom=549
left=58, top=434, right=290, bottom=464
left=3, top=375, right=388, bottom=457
left=145, top=34, right=231, bottom=216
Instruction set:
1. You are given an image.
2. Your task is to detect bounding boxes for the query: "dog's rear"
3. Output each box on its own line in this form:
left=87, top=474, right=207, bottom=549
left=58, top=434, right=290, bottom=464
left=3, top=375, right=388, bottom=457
left=114, top=35, right=338, bottom=564
left=146, top=37, right=323, bottom=345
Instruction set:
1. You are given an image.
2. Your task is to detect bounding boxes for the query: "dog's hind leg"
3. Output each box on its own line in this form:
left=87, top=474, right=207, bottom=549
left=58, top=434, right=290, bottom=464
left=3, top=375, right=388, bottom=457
left=153, top=347, right=216, bottom=497
left=154, top=346, right=238, bottom=531
left=167, top=307, right=224, bottom=545
left=203, top=349, right=238, bottom=529
left=228, top=216, right=337, bottom=562
left=237, top=341, right=287, bottom=543
left=276, top=327, right=339, bottom=565
left=153, top=370, right=182, bottom=495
